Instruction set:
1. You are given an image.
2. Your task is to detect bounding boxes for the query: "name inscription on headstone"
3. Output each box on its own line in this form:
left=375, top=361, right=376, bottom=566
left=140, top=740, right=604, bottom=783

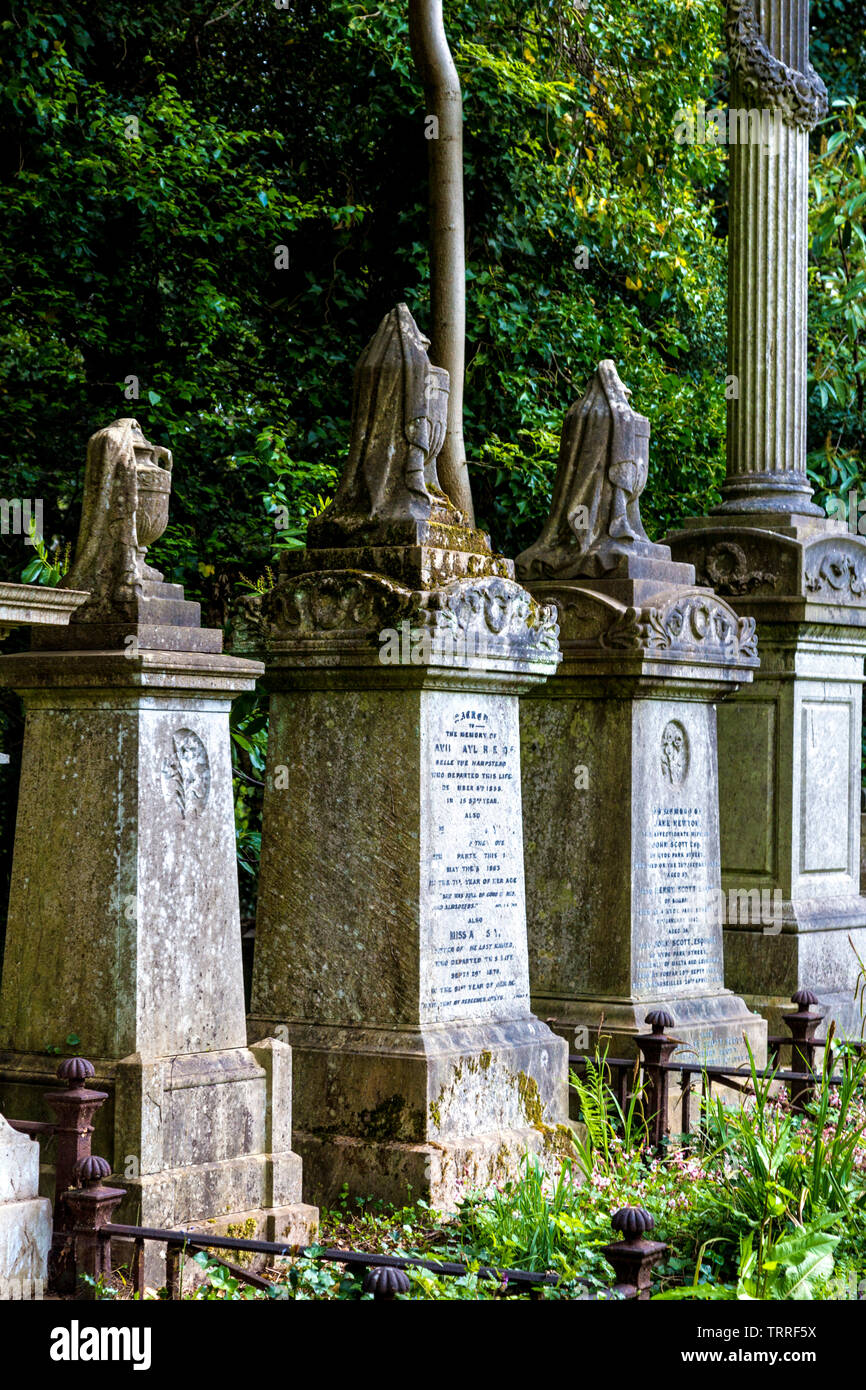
left=633, top=803, right=723, bottom=993
left=421, top=695, right=530, bottom=1021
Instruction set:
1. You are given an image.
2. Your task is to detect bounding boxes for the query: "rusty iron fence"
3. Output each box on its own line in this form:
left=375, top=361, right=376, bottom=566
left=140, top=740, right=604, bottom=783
left=8, top=990, right=854, bottom=1301
left=568, top=988, right=860, bottom=1148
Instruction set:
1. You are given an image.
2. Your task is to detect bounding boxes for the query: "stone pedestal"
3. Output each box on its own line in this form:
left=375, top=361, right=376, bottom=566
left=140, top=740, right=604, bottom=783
left=664, top=6, right=866, bottom=1035
left=668, top=520, right=866, bottom=1037
left=519, top=556, right=768, bottom=1077
left=0, top=637, right=316, bottom=1265
left=0, top=1113, right=51, bottom=1298
left=234, top=534, right=571, bottom=1208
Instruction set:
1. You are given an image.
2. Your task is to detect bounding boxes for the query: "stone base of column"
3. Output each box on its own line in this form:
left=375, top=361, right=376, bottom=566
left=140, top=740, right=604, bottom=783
left=257, top=1017, right=572, bottom=1212
left=723, top=917, right=866, bottom=1040
left=0, top=1044, right=317, bottom=1284
left=537, top=990, right=768, bottom=1067
left=294, top=1128, right=567, bottom=1211
left=667, top=517, right=866, bottom=1041
left=250, top=1017, right=572, bottom=1208
left=538, top=992, right=766, bottom=1132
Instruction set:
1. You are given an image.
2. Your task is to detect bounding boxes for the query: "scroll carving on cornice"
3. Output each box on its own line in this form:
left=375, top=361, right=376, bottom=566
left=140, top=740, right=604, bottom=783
left=805, top=547, right=866, bottom=599
left=233, top=570, right=560, bottom=663
left=726, top=0, right=828, bottom=131
left=597, top=595, right=758, bottom=662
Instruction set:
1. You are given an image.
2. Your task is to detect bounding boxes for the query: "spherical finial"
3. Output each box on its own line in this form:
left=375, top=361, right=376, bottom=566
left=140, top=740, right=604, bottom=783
left=645, top=1009, right=674, bottom=1035
left=612, top=1206, right=655, bottom=1238
left=362, top=1264, right=411, bottom=1299
left=74, top=1154, right=111, bottom=1185
left=791, top=989, right=819, bottom=1009
left=57, top=1057, right=95, bottom=1086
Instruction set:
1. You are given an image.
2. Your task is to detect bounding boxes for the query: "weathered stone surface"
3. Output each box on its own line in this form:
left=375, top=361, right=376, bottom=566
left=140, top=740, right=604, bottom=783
left=516, top=360, right=672, bottom=580
left=708, top=619, right=866, bottom=1037
left=0, top=583, right=88, bottom=640
left=307, top=303, right=460, bottom=549
left=243, top=656, right=572, bottom=1204
left=235, top=307, right=571, bottom=1205
left=0, top=1113, right=50, bottom=1298
left=0, top=422, right=317, bottom=1267
left=517, top=365, right=766, bottom=1090
left=521, top=610, right=767, bottom=1074
left=30, top=418, right=205, bottom=649
left=719, top=0, right=826, bottom=515
left=663, top=8, right=866, bottom=1036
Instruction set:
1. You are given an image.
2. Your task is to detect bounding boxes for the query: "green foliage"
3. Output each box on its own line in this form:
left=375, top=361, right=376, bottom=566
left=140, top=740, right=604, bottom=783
left=808, top=98, right=866, bottom=509
left=569, top=1047, right=647, bottom=1181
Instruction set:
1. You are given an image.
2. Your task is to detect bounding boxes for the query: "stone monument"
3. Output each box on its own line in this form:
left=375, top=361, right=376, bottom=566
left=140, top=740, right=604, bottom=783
left=0, top=1115, right=51, bottom=1299
left=516, top=361, right=767, bottom=1076
left=233, top=305, right=570, bottom=1206
left=0, top=548, right=89, bottom=1298
left=667, top=0, right=866, bottom=1035
left=0, top=419, right=317, bottom=1268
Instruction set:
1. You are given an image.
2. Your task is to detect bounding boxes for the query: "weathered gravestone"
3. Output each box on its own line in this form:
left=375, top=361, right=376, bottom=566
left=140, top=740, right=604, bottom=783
left=516, top=361, right=768, bottom=1083
left=0, top=419, right=316, bottom=1270
left=0, top=1114, right=51, bottom=1299
left=233, top=305, right=570, bottom=1206
left=0, top=566, right=88, bottom=1299
left=667, top=0, right=866, bottom=1035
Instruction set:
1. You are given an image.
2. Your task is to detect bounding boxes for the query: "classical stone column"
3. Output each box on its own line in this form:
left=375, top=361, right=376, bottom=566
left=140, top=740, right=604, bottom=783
left=667, top=2, right=866, bottom=1036
left=720, top=0, right=827, bottom=515
left=517, top=363, right=767, bottom=1108
left=0, top=421, right=316, bottom=1276
left=234, top=307, right=570, bottom=1206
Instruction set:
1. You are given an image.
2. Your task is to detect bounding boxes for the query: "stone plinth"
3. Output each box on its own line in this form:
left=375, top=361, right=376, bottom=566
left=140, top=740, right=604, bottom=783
left=233, top=540, right=571, bottom=1208
left=668, top=519, right=866, bottom=1037
left=0, top=583, right=88, bottom=637
left=519, top=557, right=768, bottom=1080
left=0, top=645, right=317, bottom=1269
left=0, top=1113, right=51, bottom=1298
left=663, top=6, right=866, bottom=1035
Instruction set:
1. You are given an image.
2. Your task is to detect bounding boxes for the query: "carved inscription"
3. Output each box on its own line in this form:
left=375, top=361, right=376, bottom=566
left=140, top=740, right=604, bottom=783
left=422, top=697, right=529, bottom=1021
left=633, top=803, right=723, bottom=994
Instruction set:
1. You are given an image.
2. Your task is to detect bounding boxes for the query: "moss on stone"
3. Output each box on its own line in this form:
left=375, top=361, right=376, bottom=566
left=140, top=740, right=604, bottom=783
left=515, top=1070, right=546, bottom=1128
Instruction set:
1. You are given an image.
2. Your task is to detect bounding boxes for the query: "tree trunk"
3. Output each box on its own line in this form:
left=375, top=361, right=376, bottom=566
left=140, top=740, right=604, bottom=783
left=409, top=0, right=475, bottom=525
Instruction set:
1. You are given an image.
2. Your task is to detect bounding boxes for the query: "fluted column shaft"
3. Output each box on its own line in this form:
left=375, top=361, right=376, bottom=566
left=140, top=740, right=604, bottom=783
left=718, top=0, right=826, bottom=515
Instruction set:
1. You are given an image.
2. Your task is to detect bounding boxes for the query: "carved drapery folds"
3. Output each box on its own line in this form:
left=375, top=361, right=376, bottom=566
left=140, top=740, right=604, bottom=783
left=63, top=418, right=173, bottom=621
left=307, top=303, right=461, bottom=548
left=516, top=360, right=669, bottom=582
